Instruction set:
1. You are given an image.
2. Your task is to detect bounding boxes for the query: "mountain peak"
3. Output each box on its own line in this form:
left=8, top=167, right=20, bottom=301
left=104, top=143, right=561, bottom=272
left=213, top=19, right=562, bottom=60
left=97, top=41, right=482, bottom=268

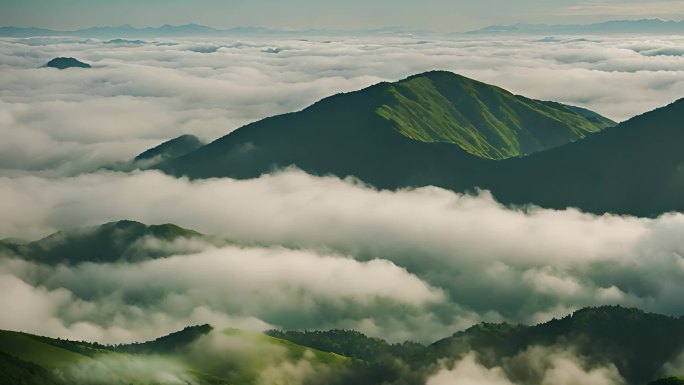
left=156, top=71, right=615, bottom=184
left=6, top=220, right=203, bottom=265
left=44, top=57, right=91, bottom=69
left=376, top=70, right=614, bottom=159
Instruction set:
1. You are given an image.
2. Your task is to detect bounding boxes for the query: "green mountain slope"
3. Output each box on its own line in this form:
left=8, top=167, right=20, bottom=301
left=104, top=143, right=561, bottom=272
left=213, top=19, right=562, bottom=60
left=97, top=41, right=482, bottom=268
left=159, top=87, right=683, bottom=216
left=377, top=72, right=613, bottom=158
left=2, top=307, right=683, bottom=385
left=1, top=220, right=203, bottom=265
left=157, top=71, right=613, bottom=180
left=0, top=351, right=62, bottom=385
left=114, top=324, right=214, bottom=354
left=483, top=98, right=684, bottom=215
left=0, top=330, right=90, bottom=369
left=0, top=327, right=352, bottom=385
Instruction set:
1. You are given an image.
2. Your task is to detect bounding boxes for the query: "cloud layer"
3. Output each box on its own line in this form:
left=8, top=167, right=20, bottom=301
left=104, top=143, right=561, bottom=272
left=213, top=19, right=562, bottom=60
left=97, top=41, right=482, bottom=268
left=1, top=169, right=684, bottom=344
left=1, top=33, right=684, bottom=354
left=2, top=35, right=684, bottom=175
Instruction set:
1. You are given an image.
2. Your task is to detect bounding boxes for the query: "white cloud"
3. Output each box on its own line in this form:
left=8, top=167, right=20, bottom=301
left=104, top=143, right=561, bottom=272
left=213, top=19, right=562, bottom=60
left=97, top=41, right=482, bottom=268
left=61, top=354, right=197, bottom=385
left=0, top=240, right=443, bottom=343
left=427, top=353, right=515, bottom=385
left=427, top=347, right=624, bottom=385
left=1, top=169, right=684, bottom=343
left=2, top=35, right=684, bottom=175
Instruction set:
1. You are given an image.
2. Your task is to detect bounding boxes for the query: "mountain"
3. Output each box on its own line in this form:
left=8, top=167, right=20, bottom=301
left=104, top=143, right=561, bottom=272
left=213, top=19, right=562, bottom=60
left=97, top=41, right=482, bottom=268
left=0, top=326, right=351, bottom=385
left=156, top=71, right=613, bottom=180
left=271, top=306, right=684, bottom=385
left=266, top=329, right=425, bottom=363
left=4, top=19, right=684, bottom=38
left=44, top=57, right=91, bottom=69
left=467, top=18, right=684, bottom=35
left=1, top=306, right=682, bottom=385
left=0, top=220, right=203, bottom=265
left=67, top=23, right=221, bottom=38
left=104, top=134, right=205, bottom=172
left=113, top=324, right=214, bottom=354
left=372, top=72, right=613, bottom=159
left=134, top=134, right=204, bottom=168
left=0, top=26, right=59, bottom=37
left=153, top=71, right=684, bottom=216
left=430, top=306, right=684, bottom=385
left=481, top=98, right=684, bottom=215
left=104, top=38, right=147, bottom=44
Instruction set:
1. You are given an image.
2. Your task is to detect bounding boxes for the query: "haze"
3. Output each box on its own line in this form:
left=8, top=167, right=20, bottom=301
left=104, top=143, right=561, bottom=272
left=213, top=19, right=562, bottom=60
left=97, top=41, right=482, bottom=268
left=2, top=0, right=684, bottom=31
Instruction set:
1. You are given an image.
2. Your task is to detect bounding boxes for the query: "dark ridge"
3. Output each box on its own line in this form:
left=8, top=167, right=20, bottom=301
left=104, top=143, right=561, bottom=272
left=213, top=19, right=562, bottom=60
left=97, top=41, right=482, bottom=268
left=44, top=57, right=91, bottom=69
left=134, top=134, right=204, bottom=164
left=4, top=220, right=203, bottom=265
left=113, top=324, right=214, bottom=354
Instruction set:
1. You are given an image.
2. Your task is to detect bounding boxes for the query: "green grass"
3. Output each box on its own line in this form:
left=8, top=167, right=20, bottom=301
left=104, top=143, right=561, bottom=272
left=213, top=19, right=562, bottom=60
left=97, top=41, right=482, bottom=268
left=221, top=328, right=351, bottom=364
left=0, top=351, right=63, bottom=385
left=169, top=328, right=351, bottom=385
left=376, top=71, right=614, bottom=159
left=0, top=330, right=89, bottom=368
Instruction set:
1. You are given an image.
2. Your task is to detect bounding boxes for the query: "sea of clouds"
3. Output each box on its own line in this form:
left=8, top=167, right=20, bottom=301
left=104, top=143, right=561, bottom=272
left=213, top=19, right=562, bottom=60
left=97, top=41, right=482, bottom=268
left=2, top=168, right=684, bottom=347
left=1, top=33, right=684, bottom=383
left=1, top=34, right=684, bottom=175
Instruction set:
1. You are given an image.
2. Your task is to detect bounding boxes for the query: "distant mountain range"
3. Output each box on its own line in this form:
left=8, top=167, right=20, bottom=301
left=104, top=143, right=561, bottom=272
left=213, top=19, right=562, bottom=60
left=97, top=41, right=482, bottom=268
left=0, top=23, right=427, bottom=38
left=467, top=18, right=684, bottom=35
left=1, top=19, right=684, bottom=38
left=1, top=306, right=682, bottom=385
left=142, top=70, right=683, bottom=216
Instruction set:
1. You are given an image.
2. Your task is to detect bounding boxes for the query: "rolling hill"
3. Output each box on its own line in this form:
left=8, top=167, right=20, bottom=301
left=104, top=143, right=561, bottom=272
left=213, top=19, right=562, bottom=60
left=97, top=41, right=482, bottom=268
left=0, top=220, right=204, bottom=265
left=0, top=326, right=352, bottom=385
left=3, top=307, right=682, bottom=385
left=429, top=306, right=684, bottom=385
left=271, top=306, right=684, bottom=385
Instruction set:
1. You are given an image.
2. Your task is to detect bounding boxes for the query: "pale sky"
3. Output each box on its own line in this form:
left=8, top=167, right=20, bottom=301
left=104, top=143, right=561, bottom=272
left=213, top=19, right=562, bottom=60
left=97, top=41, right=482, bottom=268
left=1, top=0, right=684, bottom=31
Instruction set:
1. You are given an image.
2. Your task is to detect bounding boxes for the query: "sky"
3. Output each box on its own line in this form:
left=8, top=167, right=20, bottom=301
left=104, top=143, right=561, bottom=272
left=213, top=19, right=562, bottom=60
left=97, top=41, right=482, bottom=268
left=2, top=0, right=684, bottom=31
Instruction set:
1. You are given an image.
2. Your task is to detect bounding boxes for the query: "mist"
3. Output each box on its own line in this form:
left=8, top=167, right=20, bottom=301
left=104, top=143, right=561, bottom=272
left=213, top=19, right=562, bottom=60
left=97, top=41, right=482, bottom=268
left=1, top=169, right=684, bottom=344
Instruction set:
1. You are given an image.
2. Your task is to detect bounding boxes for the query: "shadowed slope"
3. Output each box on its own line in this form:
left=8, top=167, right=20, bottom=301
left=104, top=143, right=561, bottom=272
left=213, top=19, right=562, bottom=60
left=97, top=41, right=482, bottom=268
left=1, top=220, right=203, bottom=265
